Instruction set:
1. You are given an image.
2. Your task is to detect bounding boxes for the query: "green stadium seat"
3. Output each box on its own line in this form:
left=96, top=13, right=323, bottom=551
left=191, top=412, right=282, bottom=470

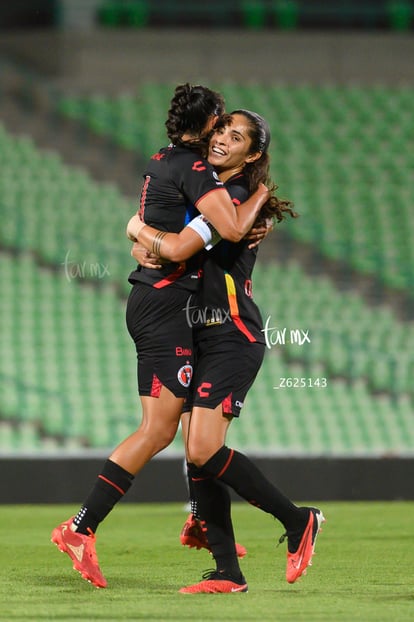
left=1, top=89, right=413, bottom=455
left=54, top=81, right=413, bottom=290
left=241, top=1, right=266, bottom=29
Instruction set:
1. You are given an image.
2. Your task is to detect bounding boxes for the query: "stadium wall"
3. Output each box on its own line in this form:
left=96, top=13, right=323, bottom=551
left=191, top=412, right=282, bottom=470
left=0, top=29, right=413, bottom=91
left=2, top=456, right=414, bottom=503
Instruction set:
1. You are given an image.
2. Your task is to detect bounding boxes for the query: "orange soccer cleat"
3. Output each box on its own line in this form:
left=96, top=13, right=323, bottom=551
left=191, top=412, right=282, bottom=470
left=281, top=507, right=325, bottom=584
left=51, top=517, right=107, bottom=588
left=180, top=513, right=247, bottom=558
left=179, top=570, right=248, bottom=594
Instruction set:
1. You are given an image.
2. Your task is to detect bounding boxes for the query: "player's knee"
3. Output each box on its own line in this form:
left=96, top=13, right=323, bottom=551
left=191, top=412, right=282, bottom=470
left=140, top=419, right=178, bottom=453
left=191, top=455, right=208, bottom=468
left=187, top=440, right=216, bottom=468
left=158, top=428, right=176, bottom=450
left=152, top=421, right=177, bottom=451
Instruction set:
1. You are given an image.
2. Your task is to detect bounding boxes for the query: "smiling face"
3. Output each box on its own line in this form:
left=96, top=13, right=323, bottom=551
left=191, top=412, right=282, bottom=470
left=207, top=113, right=262, bottom=181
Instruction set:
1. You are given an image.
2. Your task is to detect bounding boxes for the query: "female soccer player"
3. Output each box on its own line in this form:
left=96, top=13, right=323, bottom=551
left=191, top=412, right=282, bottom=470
left=51, top=84, right=268, bottom=589
left=130, top=110, right=324, bottom=594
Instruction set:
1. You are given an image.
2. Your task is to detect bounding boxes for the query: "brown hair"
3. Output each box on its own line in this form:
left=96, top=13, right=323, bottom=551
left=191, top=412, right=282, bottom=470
left=221, top=110, right=298, bottom=223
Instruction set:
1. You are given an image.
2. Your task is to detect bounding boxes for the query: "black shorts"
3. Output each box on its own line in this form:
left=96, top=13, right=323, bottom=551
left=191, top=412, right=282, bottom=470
left=184, top=333, right=265, bottom=417
left=126, top=282, right=195, bottom=398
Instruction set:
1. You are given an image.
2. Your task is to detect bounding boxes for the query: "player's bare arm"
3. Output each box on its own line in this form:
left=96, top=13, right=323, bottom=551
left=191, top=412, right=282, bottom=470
left=196, top=183, right=269, bottom=242
left=127, top=214, right=208, bottom=263
left=127, top=208, right=272, bottom=263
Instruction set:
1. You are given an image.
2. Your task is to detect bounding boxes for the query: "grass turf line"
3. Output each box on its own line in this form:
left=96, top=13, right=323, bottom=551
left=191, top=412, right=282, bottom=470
left=0, top=502, right=413, bottom=621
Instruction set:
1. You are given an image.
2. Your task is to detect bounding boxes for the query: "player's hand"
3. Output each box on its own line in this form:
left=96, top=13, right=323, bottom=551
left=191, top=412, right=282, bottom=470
left=126, top=214, right=145, bottom=241
left=131, top=242, right=163, bottom=269
left=246, top=218, right=274, bottom=249
left=257, top=182, right=270, bottom=204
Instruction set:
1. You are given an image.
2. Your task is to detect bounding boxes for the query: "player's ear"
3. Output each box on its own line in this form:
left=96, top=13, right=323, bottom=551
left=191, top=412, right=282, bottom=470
left=245, top=151, right=261, bottom=164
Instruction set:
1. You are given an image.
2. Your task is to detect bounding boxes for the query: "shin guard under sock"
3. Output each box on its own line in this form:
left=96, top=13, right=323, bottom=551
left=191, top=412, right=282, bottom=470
left=202, top=446, right=303, bottom=529
left=73, top=459, right=134, bottom=534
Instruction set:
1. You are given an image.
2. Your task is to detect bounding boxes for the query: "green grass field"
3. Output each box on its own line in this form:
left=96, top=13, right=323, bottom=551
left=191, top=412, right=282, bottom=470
left=1, top=502, right=412, bottom=621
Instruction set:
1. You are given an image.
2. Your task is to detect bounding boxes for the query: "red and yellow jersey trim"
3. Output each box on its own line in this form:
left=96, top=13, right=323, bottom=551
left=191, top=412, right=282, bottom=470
left=224, top=272, right=256, bottom=342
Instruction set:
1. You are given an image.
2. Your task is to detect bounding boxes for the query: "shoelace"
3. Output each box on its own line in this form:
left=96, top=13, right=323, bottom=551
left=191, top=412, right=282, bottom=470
left=277, top=532, right=287, bottom=547
left=277, top=528, right=302, bottom=552
left=200, top=569, right=246, bottom=584
left=201, top=568, right=220, bottom=581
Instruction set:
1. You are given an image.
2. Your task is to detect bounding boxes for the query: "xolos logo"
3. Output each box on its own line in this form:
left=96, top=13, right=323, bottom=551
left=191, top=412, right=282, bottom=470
left=177, top=364, right=193, bottom=388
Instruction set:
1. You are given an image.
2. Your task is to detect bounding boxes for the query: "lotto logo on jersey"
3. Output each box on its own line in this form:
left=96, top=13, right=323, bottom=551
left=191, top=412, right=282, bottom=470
left=177, top=364, right=193, bottom=388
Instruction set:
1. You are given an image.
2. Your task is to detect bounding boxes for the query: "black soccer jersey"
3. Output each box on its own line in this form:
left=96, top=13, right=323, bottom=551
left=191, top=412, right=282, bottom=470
left=192, top=173, right=265, bottom=344
left=128, top=144, right=223, bottom=291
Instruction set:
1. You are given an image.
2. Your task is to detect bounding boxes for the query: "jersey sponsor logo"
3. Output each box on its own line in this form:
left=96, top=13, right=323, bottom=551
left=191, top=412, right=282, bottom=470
left=192, top=160, right=207, bottom=172
left=177, top=364, right=193, bottom=388
left=176, top=346, right=192, bottom=357
left=151, top=152, right=165, bottom=160
left=197, top=382, right=212, bottom=398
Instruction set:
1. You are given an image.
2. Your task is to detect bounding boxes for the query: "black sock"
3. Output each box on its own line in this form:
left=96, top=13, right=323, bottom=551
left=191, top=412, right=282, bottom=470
left=202, top=446, right=303, bottom=530
left=186, top=461, right=199, bottom=519
left=73, top=459, right=134, bottom=534
left=188, top=463, right=242, bottom=579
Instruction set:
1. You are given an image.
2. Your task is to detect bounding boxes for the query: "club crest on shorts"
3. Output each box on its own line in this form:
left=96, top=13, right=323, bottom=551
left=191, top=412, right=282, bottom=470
left=177, top=364, right=193, bottom=388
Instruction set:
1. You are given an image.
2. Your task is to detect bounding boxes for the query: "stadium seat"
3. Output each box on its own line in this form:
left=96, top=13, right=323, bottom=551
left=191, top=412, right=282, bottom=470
left=1, top=92, right=413, bottom=455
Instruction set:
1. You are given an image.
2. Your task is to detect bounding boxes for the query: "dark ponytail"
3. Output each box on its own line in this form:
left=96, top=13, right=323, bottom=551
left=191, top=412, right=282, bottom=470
left=165, top=83, right=225, bottom=145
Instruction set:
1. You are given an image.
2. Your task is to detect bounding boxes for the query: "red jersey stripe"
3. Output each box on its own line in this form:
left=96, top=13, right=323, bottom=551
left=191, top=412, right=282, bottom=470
left=153, top=262, right=186, bottom=288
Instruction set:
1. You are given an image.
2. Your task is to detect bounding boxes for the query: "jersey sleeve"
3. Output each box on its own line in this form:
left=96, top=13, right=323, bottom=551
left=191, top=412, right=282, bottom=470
left=224, top=180, right=249, bottom=205
left=171, top=150, right=224, bottom=205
